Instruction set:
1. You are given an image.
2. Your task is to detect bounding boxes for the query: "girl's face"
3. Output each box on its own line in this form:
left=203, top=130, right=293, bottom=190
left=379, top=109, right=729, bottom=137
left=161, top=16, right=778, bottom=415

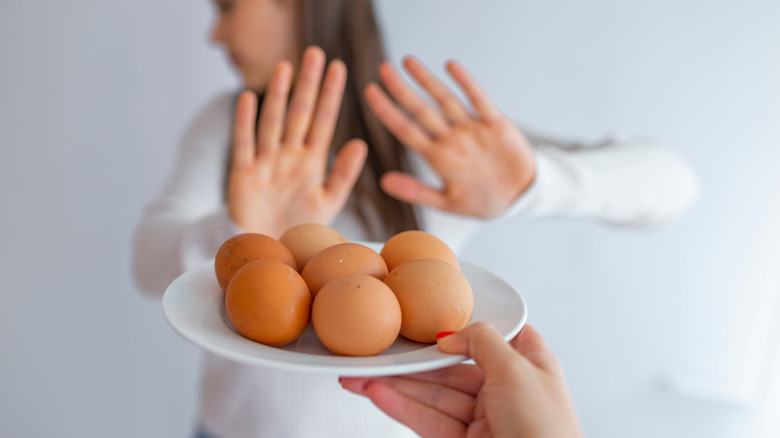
left=210, top=0, right=299, bottom=92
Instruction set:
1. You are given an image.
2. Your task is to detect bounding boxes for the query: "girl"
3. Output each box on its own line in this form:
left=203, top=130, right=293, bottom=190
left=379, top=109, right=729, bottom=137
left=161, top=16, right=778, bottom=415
left=133, top=0, right=699, bottom=436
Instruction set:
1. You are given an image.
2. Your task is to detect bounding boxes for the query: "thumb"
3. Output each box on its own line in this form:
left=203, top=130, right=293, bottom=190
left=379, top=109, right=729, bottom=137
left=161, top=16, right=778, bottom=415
left=324, top=138, right=367, bottom=204
left=436, top=322, right=520, bottom=376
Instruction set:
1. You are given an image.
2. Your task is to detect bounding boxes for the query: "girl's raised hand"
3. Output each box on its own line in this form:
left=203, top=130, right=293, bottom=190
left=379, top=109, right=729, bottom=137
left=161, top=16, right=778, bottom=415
left=366, top=57, right=535, bottom=219
left=227, top=46, right=367, bottom=238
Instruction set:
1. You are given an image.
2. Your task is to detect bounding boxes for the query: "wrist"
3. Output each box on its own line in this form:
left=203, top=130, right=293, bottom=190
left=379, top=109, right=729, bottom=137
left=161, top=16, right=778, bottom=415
left=228, top=205, right=286, bottom=239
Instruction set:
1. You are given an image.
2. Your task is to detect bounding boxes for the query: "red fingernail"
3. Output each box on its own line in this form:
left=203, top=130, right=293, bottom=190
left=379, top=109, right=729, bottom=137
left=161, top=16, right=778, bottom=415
left=436, top=331, right=456, bottom=339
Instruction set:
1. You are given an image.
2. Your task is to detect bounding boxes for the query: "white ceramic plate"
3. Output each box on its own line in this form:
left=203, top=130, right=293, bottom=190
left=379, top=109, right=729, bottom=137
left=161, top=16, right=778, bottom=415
left=162, top=247, right=527, bottom=377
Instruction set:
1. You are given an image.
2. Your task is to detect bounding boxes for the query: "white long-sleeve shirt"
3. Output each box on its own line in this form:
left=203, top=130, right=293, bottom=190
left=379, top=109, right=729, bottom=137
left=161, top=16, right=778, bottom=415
left=133, top=92, right=699, bottom=438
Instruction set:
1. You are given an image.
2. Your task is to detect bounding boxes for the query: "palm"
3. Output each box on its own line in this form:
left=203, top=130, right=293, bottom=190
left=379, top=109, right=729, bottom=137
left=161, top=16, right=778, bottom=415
left=420, top=117, right=533, bottom=217
left=229, top=146, right=343, bottom=230
left=366, top=57, right=535, bottom=218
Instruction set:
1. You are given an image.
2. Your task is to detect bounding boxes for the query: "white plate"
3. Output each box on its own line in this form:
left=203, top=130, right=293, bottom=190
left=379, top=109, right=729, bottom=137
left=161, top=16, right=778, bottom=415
left=162, top=246, right=527, bottom=377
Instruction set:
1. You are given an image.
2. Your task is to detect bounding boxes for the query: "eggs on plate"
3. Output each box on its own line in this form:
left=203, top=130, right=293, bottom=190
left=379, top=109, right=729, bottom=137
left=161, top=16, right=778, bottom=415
left=312, top=274, right=402, bottom=356
left=301, top=243, right=389, bottom=298
left=214, top=233, right=297, bottom=291
left=224, top=259, right=311, bottom=347
left=214, top=223, right=474, bottom=356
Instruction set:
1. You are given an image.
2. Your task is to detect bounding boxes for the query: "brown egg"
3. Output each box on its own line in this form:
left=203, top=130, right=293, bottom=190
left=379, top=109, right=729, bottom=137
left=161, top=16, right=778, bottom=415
left=380, top=230, right=460, bottom=272
left=312, top=274, right=401, bottom=356
left=214, top=233, right=298, bottom=292
left=225, top=260, right=311, bottom=347
left=301, top=243, right=388, bottom=298
left=384, top=258, right=473, bottom=343
left=278, top=223, right=349, bottom=271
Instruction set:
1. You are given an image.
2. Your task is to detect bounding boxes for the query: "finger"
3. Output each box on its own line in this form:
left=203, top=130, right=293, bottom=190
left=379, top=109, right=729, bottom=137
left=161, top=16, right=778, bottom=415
left=307, top=59, right=347, bottom=151
left=370, top=376, right=477, bottom=425
left=340, top=363, right=483, bottom=398
left=364, top=380, right=467, bottom=438
left=339, top=377, right=371, bottom=397
left=380, top=171, right=447, bottom=211
left=445, top=60, right=502, bottom=122
left=403, top=56, right=471, bottom=124
left=365, top=83, right=432, bottom=153
left=378, top=62, right=450, bottom=137
left=402, top=363, right=484, bottom=397
left=509, top=324, right=563, bottom=376
left=257, top=61, right=293, bottom=156
left=232, top=91, right=258, bottom=170
left=324, top=139, right=367, bottom=204
left=436, top=322, right=522, bottom=377
left=283, top=46, right=326, bottom=147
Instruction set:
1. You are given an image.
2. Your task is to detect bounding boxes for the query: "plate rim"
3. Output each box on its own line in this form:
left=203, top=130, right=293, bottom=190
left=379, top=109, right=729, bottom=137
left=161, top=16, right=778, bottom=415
left=162, top=253, right=527, bottom=376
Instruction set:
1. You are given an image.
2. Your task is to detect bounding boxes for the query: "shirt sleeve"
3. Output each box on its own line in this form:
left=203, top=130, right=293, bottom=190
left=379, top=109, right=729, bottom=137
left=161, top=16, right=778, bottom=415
left=132, top=93, right=244, bottom=296
left=496, top=132, right=701, bottom=230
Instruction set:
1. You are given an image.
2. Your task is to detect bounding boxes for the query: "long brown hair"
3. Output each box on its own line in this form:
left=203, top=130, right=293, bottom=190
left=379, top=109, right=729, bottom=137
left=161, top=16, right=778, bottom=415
left=295, top=0, right=421, bottom=239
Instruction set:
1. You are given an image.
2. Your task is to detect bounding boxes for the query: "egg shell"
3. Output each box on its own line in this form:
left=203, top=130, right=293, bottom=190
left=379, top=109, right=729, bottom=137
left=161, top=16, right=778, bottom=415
left=301, top=243, right=388, bottom=298
left=384, top=258, right=473, bottom=343
left=278, top=223, right=349, bottom=271
left=225, top=259, right=311, bottom=347
left=380, top=230, right=460, bottom=272
left=215, top=233, right=298, bottom=292
left=312, top=274, right=402, bottom=356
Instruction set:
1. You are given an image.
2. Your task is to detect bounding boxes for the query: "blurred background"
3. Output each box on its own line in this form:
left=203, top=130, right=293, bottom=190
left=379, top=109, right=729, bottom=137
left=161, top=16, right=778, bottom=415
left=1, top=0, right=778, bottom=436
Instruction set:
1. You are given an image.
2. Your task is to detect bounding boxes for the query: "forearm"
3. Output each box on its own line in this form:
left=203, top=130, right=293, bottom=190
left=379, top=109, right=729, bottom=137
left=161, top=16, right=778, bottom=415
left=502, top=137, right=700, bottom=229
left=132, top=205, right=242, bottom=295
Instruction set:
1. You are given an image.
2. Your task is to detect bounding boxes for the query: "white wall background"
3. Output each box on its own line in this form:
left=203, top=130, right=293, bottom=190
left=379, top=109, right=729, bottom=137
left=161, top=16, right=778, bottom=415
left=1, top=0, right=778, bottom=437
